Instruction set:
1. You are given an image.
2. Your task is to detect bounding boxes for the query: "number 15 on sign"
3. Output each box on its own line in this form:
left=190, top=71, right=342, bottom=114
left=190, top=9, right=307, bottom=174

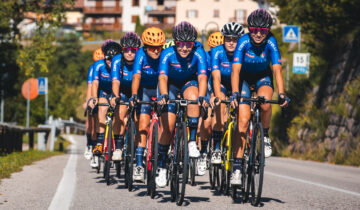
left=293, top=53, right=310, bottom=76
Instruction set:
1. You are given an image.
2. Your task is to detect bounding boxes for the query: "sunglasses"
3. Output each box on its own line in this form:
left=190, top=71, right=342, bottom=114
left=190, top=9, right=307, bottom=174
left=105, top=55, right=113, bottom=60
left=175, top=41, right=194, bottom=49
left=146, top=46, right=162, bottom=53
left=224, top=36, right=239, bottom=43
left=122, top=47, right=138, bottom=54
left=249, top=27, right=270, bottom=35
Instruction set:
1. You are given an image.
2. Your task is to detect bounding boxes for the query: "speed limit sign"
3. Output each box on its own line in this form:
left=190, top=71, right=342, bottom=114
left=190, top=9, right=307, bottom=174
left=293, top=53, right=310, bottom=74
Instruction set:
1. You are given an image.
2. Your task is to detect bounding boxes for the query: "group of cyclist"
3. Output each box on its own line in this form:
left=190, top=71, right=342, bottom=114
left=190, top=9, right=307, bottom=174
left=83, top=8, right=289, bottom=189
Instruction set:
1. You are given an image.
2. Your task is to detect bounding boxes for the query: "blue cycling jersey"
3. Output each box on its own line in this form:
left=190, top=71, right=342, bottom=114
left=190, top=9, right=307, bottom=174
left=233, top=33, right=281, bottom=73
left=159, top=44, right=207, bottom=84
left=133, top=47, right=159, bottom=87
left=206, top=51, right=212, bottom=77
left=211, top=44, right=233, bottom=82
left=87, top=64, right=94, bottom=85
left=92, top=59, right=112, bottom=93
left=111, top=54, right=133, bottom=88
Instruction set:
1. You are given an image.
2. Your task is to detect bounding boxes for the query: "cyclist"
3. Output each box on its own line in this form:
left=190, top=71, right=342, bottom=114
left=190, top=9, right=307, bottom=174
left=89, top=40, right=121, bottom=155
left=110, top=32, right=141, bottom=161
left=197, top=31, right=224, bottom=176
left=230, top=9, right=289, bottom=185
left=209, top=22, right=244, bottom=168
left=84, top=48, right=104, bottom=161
left=131, top=27, right=166, bottom=182
left=156, top=21, right=208, bottom=187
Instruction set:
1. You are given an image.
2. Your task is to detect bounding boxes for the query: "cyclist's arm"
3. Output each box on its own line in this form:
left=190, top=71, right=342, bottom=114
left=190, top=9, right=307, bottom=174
left=131, top=52, right=143, bottom=95
left=91, top=63, right=100, bottom=98
left=158, top=75, right=168, bottom=95
left=158, top=50, right=170, bottom=95
left=196, top=47, right=208, bottom=97
left=198, top=74, right=207, bottom=97
left=111, top=56, right=121, bottom=98
left=211, top=48, right=222, bottom=98
left=231, top=63, right=242, bottom=94
left=86, top=64, right=94, bottom=102
left=273, top=64, right=284, bottom=94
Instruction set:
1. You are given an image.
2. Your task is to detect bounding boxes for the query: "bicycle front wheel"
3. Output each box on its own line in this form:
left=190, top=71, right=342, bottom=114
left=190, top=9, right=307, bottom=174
left=149, top=121, right=159, bottom=198
left=250, top=122, right=264, bottom=206
left=176, top=122, right=188, bottom=206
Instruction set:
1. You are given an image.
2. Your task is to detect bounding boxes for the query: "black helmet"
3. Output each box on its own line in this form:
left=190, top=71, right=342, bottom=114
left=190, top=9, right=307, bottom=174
left=101, top=39, right=121, bottom=59
left=247, top=9, right=273, bottom=28
left=221, top=22, right=245, bottom=37
left=120, top=32, right=141, bottom=48
left=172, top=21, right=197, bottom=42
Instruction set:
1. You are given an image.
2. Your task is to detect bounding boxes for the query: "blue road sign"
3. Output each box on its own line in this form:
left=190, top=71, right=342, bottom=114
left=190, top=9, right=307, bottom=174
left=38, top=77, right=48, bottom=95
left=283, top=25, right=300, bottom=43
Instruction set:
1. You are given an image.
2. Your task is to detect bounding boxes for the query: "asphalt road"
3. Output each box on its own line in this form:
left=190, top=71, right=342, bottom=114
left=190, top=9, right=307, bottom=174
left=0, top=134, right=359, bottom=210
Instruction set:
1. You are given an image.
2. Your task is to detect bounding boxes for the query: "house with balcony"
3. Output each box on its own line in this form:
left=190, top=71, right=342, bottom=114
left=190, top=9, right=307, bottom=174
left=145, top=0, right=176, bottom=30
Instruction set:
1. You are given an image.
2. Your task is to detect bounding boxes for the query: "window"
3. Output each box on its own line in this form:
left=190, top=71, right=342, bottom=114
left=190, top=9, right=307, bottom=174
left=157, top=0, right=164, bottom=5
left=187, top=10, right=198, bottom=18
left=213, top=9, right=219, bottom=18
left=132, top=15, right=138, bottom=23
left=235, top=9, right=246, bottom=24
left=132, top=0, right=139, bottom=6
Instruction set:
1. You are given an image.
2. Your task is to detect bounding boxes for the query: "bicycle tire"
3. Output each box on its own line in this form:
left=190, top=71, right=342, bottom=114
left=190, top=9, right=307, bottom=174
left=176, top=122, right=188, bottom=206
left=115, top=161, right=121, bottom=178
left=95, top=155, right=101, bottom=174
left=189, top=158, right=196, bottom=186
left=127, top=120, right=135, bottom=191
left=105, top=123, right=113, bottom=185
left=169, top=135, right=176, bottom=202
left=250, top=123, right=264, bottom=206
left=150, top=122, right=159, bottom=198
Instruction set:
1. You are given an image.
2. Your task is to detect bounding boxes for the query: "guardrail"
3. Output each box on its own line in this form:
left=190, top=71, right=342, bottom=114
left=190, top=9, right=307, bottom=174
left=0, top=123, right=51, bottom=154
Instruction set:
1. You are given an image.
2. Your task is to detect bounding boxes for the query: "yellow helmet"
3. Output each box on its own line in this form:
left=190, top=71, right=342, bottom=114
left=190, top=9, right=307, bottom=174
left=207, top=32, right=224, bottom=48
left=142, top=27, right=166, bottom=46
left=163, top=40, right=175, bottom=49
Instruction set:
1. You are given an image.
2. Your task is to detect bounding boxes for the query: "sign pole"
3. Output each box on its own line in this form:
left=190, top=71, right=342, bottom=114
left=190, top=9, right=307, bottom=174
left=298, top=27, right=301, bottom=51
left=45, top=91, right=48, bottom=123
left=26, top=82, right=30, bottom=128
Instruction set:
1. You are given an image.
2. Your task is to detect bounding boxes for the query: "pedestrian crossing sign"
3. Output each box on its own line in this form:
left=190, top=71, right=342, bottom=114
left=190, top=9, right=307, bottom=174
left=283, top=26, right=300, bottom=43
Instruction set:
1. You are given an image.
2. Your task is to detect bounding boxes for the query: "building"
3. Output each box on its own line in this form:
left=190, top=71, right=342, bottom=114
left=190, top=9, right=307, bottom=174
left=175, top=0, right=265, bottom=32
left=64, top=0, right=83, bottom=31
left=144, top=0, right=176, bottom=30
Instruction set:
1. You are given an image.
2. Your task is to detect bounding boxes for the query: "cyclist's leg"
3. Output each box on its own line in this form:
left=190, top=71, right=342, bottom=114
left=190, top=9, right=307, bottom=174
left=94, top=95, right=109, bottom=154
left=156, top=84, right=177, bottom=187
left=112, top=91, right=129, bottom=160
left=231, top=80, right=251, bottom=184
left=182, top=80, right=201, bottom=158
left=255, top=75, right=274, bottom=157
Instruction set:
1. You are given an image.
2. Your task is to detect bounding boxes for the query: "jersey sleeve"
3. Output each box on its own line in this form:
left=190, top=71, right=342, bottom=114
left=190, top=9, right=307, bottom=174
left=159, top=49, right=171, bottom=76
left=133, top=50, right=144, bottom=75
left=268, top=36, right=282, bottom=65
left=92, top=61, right=101, bottom=81
left=195, top=47, right=207, bottom=76
left=233, top=36, right=248, bottom=64
left=111, top=55, right=121, bottom=81
left=87, top=64, right=94, bottom=84
left=211, top=47, right=221, bottom=72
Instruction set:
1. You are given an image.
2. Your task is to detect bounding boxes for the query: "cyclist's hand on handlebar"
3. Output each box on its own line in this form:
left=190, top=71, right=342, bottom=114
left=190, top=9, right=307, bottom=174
left=110, top=97, right=118, bottom=107
left=129, top=94, right=138, bottom=107
left=278, top=93, right=290, bottom=108
left=210, top=97, right=220, bottom=108
left=89, top=98, right=98, bottom=109
left=197, top=96, right=209, bottom=108
left=230, top=92, right=239, bottom=108
left=157, top=94, right=169, bottom=105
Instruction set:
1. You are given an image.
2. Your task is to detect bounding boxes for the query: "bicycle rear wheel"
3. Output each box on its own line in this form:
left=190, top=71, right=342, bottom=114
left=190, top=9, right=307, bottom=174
left=176, top=122, right=188, bottom=206
left=149, top=122, right=159, bottom=198
left=105, top=124, right=113, bottom=185
left=115, top=161, right=121, bottom=178
left=189, top=158, right=196, bottom=186
left=250, top=123, right=264, bottom=206
left=124, top=120, right=135, bottom=191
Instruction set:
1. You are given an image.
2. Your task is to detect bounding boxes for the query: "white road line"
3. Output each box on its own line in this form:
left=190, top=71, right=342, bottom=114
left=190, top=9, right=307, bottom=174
left=265, top=171, right=360, bottom=197
left=48, top=135, right=78, bottom=210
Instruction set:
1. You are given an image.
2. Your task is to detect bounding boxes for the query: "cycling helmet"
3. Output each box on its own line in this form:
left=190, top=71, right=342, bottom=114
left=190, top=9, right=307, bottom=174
left=207, top=32, right=224, bottom=48
left=142, top=27, right=166, bottom=46
left=93, top=48, right=104, bottom=61
left=172, top=21, right=197, bottom=42
left=221, top=22, right=244, bottom=37
left=120, top=32, right=141, bottom=48
left=101, top=39, right=121, bottom=58
left=247, top=9, right=273, bottom=28
left=163, top=40, right=175, bottom=49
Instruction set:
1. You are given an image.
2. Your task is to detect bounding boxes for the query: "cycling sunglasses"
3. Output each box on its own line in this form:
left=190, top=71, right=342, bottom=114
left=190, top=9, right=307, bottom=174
left=122, top=47, right=138, bottom=54
left=224, top=36, right=239, bottom=43
left=175, top=41, right=194, bottom=49
left=146, top=45, right=162, bottom=53
left=249, top=27, right=270, bottom=35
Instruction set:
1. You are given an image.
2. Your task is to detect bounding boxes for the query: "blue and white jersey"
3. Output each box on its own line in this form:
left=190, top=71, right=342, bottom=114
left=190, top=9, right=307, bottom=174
left=92, top=59, right=112, bottom=93
left=111, top=54, right=133, bottom=88
left=133, top=47, right=160, bottom=87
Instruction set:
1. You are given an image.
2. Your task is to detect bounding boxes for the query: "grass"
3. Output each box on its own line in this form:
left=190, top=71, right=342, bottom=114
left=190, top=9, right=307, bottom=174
left=0, top=136, right=71, bottom=182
